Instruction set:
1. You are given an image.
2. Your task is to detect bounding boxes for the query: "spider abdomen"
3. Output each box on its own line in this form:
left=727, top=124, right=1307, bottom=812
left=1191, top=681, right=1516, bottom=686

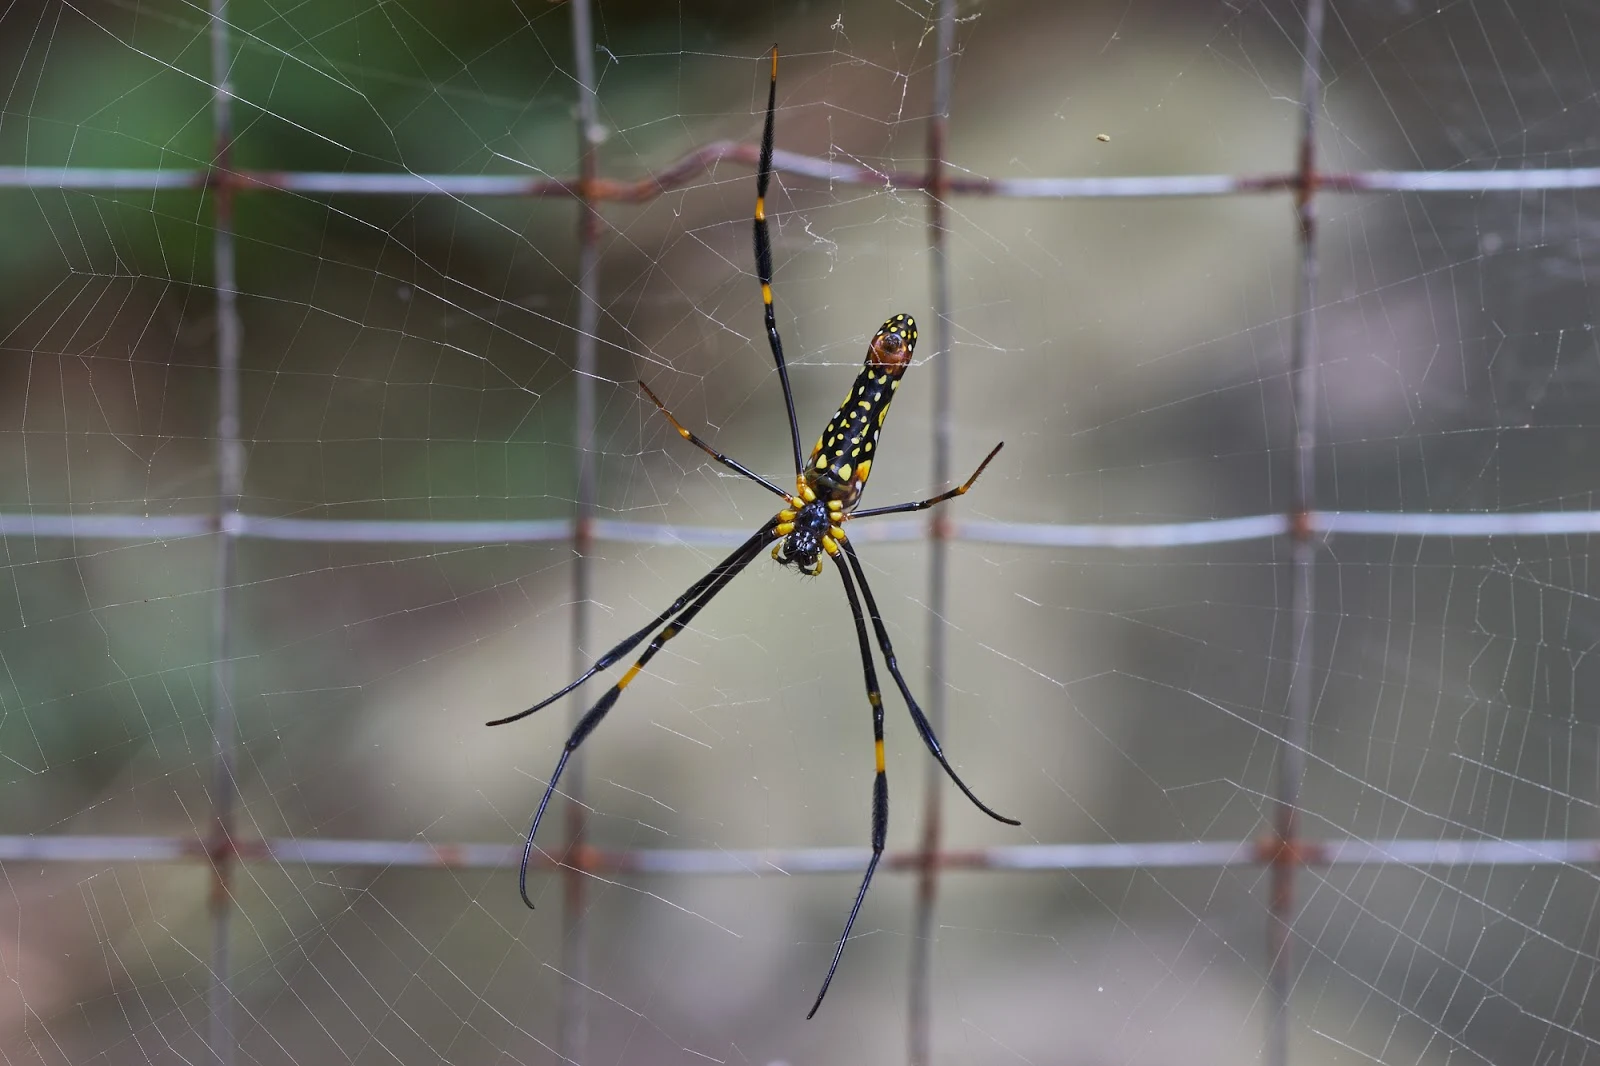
left=804, top=313, right=917, bottom=508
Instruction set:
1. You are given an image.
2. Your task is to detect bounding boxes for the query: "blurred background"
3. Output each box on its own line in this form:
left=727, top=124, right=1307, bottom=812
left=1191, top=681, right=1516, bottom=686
left=5, top=0, right=1600, bottom=1063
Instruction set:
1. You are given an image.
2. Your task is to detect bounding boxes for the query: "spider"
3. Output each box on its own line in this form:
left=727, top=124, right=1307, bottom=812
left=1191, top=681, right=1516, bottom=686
left=488, top=46, right=1019, bottom=1019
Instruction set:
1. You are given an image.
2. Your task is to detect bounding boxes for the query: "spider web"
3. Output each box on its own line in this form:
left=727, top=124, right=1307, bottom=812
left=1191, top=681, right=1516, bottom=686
left=4, top=1, right=1600, bottom=1063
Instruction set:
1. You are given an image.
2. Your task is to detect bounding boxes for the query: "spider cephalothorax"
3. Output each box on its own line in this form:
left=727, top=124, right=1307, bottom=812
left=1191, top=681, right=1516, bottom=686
left=772, top=498, right=835, bottom=576
left=768, top=499, right=832, bottom=573
left=489, top=46, right=1013, bottom=1022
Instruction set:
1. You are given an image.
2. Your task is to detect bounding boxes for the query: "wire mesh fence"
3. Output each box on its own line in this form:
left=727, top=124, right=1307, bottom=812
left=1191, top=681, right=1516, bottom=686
left=7, top=1, right=1600, bottom=1063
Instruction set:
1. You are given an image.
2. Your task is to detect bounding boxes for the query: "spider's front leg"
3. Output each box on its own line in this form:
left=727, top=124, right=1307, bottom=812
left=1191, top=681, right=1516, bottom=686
left=804, top=547, right=891, bottom=1017
left=838, top=539, right=1020, bottom=827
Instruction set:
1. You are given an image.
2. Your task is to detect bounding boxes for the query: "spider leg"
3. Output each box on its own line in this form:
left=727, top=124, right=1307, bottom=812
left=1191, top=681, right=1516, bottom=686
left=806, top=551, right=890, bottom=1018
left=637, top=380, right=789, bottom=499
left=840, top=539, right=1020, bottom=826
left=754, top=45, right=804, bottom=477
left=512, top=524, right=778, bottom=908
left=486, top=524, right=778, bottom=728
left=849, top=441, right=1004, bottom=520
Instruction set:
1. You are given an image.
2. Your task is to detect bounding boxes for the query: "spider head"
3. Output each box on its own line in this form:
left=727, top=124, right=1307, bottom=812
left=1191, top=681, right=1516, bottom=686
left=773, top=502, right=832, bottom=577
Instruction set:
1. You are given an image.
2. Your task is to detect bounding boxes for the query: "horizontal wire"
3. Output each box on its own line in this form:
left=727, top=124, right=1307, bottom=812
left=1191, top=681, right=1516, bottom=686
left=5, top=157, right=1600, bottom=200
left=0, top=834, right=1593, bottom=872
left=6, top=510, right=1600, bottom=547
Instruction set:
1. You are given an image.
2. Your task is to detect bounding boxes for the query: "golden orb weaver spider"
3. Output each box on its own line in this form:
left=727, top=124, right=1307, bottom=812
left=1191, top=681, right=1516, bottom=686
left=488, top=46, right=1018, bottom=1019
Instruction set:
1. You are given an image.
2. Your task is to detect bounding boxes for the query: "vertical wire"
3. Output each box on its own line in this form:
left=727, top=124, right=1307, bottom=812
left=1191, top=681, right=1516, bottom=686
left=910, top=2, right=957, bottom=1062
left=563, top=0, right=601, bottom=1060
left=1268, top=2, right=1326, bottom=1064
left=206, top=1, right=242, bottom=1063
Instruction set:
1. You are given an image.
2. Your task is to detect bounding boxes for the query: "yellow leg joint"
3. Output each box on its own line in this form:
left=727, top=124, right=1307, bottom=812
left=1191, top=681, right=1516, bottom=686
left=776, top=522, right=796, bottom=536
left=822, top=535, right=839, bottom=555
left=756, top=196, right=766, bottom=223
left=618, top=662, right=643, bottom=690
left=762, top=282, right=773, bottom=305
left=874, top=738, right=885, bottom=773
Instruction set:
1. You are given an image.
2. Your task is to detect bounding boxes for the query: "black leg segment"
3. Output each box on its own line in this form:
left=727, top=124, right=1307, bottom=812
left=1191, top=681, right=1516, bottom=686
left=850, top=441, right=1004, bottom=520
left=487, top=524, right=778, bottom=728
left=841, top=540, right=1020, bottom=827
left=511, top=527, right=776, bottom=908
left=637, top=380, right=790, bottom=500
left=806, top=555, right=893, bottom=1017
left=754, top=45, right=804, bottom=477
